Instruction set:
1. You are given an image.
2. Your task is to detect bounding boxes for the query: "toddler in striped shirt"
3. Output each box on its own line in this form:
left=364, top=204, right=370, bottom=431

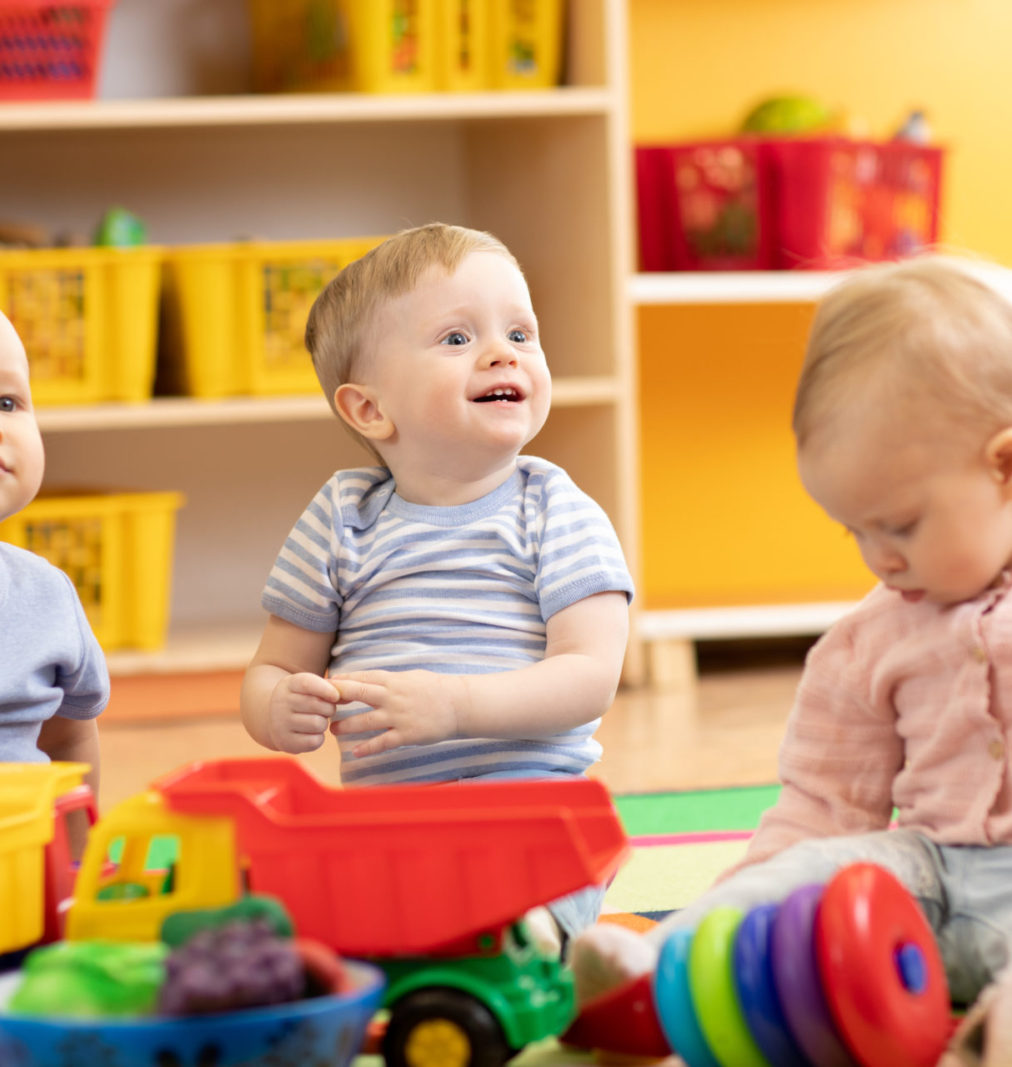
left=240, top=223, right=634, bottom=950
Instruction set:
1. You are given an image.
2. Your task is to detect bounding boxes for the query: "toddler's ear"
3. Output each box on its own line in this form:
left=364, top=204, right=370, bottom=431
left=985, top=427, right=1012, bottom=486
left=334, top=383, right=394, bottom=442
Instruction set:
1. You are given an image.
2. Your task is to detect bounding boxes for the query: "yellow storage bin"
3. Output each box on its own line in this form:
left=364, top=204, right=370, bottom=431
left=160, top=237, right=385, bottom=398
left=0, top=491, right=184, bottom=652
left=0, top=762, right=89, bottom=955
left=435, top=0, right=490, bottom=91
left=247, top=0, right=437, bottom=93
left=486, top=0, right=564, bottom=89
left=0, top=246, right=161, bottom=406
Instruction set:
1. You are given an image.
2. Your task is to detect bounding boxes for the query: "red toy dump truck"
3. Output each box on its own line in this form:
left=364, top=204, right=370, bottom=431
left=65, top=757, right=629, bottom=1067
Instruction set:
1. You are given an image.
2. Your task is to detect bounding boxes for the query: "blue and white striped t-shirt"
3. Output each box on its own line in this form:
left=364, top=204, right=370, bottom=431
left=262, top=455, right=634, bottom=786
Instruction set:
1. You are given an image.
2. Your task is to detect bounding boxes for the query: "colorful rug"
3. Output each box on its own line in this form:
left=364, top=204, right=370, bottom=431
left=601, top=783, right=780, bottom=927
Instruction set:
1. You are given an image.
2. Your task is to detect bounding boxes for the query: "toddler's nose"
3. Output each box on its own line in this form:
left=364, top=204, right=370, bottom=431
left=481, top=338, right=517, bottom=368
left=867, top=542, right=907, bottom=577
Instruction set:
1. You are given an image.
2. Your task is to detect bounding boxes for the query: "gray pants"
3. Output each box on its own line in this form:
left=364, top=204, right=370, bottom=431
left=644, top=829, right=1012, bottom=1005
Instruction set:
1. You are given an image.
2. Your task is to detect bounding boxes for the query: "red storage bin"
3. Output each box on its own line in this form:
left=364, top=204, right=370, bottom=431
left=0, top=0, right=114, bottom=100
left=636, top=136, right=944, bottom=272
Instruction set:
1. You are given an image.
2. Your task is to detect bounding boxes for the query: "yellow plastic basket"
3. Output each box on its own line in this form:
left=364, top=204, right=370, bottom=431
left=247, top=0, right=437, bottom=93
left=0, top=491, right=184, bottom=652
left=0, top=246, right=161, bottom=406
left=435, top=0, right=490, bottom=91
left=0, top=763, right=89, bottom=954
left=160, top=237, right=386, bottom=398
left=486, top=0, right=565, bottom=89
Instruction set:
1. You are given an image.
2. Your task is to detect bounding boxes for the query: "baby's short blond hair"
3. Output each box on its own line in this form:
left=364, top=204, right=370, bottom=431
left=306, top=223, right=519, bottom=420
left=793, top=255, right=1012, bottom=448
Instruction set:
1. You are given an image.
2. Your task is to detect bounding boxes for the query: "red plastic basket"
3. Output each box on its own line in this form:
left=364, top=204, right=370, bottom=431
left=637, top=136, right=944, bottom=272
left=0, top=0, right=114, bottom=100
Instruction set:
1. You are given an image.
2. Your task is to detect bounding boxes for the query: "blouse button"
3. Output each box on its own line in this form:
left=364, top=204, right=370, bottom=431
left=988, top=739, right=1005, bottom=761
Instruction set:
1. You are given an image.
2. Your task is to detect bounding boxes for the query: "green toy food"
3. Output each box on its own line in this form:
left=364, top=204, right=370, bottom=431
left=9, top=941, right=168, bottom=1017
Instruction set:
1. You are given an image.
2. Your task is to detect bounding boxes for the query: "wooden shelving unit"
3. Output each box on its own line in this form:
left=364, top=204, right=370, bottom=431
left=9, top=1, right=638, bottom=681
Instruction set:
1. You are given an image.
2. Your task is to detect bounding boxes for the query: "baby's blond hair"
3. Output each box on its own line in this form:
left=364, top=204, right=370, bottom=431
left=306, top=222, right=518, bottom=415
left=793, top=256, right=1012, bottom=449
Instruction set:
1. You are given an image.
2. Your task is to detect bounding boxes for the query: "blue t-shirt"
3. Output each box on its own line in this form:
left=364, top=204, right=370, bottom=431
left=0, top=543, right=109, bottom=762
left=263, top=456, right=634, bottom=785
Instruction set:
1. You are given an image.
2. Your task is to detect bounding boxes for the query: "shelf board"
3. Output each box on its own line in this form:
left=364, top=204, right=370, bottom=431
left=0, top=88, right=614, bottom=132
left=36, top=376, right=621, bottom=432
left=105, top=621, right=263, bottom=677
left=630, top=261, right=1012, bottom=306
left=37, top=394, right=332, bottom=432
left=629, top=271, right=846, bottom=306
left=637, top=602, right=857, bottom=642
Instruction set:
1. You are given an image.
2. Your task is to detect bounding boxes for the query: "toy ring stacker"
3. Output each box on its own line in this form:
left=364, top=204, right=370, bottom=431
left=733, top=902, right=810, bottom=1067
left=689, top=907, right=770, bottom=1067
left=816, top=862, right=950, bottom=1067
left=647, top=863, right=951, bottom=1067
left=772, top=882, right=861, bottom=1067
left=654, top=926, right=721, bottom=1067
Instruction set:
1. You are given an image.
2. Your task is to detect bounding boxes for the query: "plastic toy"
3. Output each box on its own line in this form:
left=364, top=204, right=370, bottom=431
left=9, top=940, right=168, bottom=1017
left=0, top=763, right=96, bottom=963
left=565, top=862, right=953, bottom=1067
left=60, top=757, right=628, bottom=1067
left=0, top=955, right=384, bottom=1067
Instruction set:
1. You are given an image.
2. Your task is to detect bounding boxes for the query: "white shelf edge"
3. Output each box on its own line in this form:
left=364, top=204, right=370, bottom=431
left=629, top=272, right=847, bottom=306
left=37, top=394, right=332, bottom=432
left=637, top=602, right=858, bottom=642
left=0, top=87, right=614, bottom=132
left=630, top=261, right=1012, bottom=307
left=105, top=621, right=263, bottom=677
left=37, top=376, right=620, bottom=432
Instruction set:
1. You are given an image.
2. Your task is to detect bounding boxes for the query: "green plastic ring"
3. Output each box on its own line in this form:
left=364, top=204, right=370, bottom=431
left=688, top=906, right=774, bottom=1067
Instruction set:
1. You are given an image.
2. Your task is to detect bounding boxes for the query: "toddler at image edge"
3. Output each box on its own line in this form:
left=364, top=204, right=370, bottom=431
left=240, top=223, right=634, bottom=954
left=0, top=310, right=109, bottom=856
left=569, top=255, right=1012, bottom=1066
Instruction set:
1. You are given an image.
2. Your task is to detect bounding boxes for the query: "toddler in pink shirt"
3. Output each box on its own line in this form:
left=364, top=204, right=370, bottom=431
left=571, top=255, right=1012, bottom=1065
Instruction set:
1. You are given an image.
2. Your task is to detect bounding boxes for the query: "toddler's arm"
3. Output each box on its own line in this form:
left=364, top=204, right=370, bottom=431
left=331, top=590, right=629, bottom=757
left=240, top=615, right=340, bottom=753
left=36, top=715, right=100, bottom=858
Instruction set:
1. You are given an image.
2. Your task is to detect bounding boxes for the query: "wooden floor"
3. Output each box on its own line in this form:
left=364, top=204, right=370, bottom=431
left=95, top=641, right=810, bottom=810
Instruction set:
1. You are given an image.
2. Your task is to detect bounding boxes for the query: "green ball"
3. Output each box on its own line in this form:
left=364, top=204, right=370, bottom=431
left=740, top=95, right=832, bottom=134
left=94, top=207, right=148, bottom=247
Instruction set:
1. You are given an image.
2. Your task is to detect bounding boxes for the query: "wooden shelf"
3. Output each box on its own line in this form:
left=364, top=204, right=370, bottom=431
left=0, top=88, right=614, bottom=132
left=10, top=1, right=640, bottom=682
left=36, top=376, right=623, bottom=433
left=104, top=621, right=263, bottom=677
left=638, top=602, right=856, bottom=642
left=630, top=262, right=1012, bottom=306
left=630, top=271, right=845, bottom=305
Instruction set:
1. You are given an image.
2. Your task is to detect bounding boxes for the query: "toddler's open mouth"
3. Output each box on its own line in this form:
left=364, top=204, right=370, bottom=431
left=473, top=387, right=524, bottom=403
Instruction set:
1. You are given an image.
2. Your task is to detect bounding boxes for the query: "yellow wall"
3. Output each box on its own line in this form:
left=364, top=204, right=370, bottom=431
left=630, top=0, right=1010, bottom=608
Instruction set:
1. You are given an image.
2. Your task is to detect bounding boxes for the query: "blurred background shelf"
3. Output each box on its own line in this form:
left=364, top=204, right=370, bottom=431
left=14, top=0, right=641, bottom=681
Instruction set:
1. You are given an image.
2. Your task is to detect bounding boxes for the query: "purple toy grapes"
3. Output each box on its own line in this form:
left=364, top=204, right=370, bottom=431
left=158, top=919, right=305, bottom=1016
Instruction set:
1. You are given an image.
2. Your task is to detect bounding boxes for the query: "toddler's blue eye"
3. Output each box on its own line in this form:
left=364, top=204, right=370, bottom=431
left=443, top=331, right=468, bottom=346
left=0, top=396, right=16, bottom=412
left=509, top=329, right=528, bottom=343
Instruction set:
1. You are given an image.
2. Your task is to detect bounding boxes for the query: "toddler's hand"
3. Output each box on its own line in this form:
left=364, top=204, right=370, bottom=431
left=268, top=672, right=340, bottom=753
left=329, top=669, right=467, bottom=757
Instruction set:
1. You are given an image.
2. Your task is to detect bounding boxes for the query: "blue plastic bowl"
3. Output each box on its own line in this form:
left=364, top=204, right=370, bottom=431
left=0, top=958, right=385, bottom=1067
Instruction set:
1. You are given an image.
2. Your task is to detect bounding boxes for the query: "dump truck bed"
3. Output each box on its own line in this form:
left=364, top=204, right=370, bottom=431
left=152, top=757, right=629, bottom=957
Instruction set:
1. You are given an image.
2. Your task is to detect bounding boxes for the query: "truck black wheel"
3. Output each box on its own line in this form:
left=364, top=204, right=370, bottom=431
left=383, top=988, right=513, bottom=1067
